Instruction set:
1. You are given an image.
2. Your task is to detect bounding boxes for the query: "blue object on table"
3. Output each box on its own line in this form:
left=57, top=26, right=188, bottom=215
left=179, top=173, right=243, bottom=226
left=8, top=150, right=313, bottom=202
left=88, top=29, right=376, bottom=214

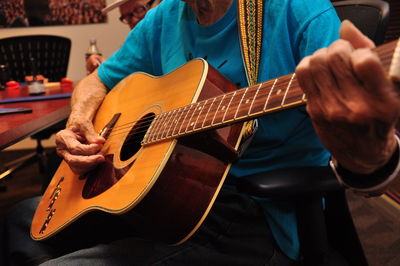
left=0, top=93, right=71, bottom=104
left=0, top=107, right=32, bottom=115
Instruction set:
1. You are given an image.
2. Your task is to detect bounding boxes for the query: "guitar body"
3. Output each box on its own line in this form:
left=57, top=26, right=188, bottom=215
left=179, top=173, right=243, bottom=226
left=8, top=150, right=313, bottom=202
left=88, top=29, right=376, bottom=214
left=31, top=59, right=246, bottom=244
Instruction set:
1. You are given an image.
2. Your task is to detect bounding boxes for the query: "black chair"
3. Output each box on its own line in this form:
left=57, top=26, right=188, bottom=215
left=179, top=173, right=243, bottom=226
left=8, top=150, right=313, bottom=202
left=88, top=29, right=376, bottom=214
left=0, top=35, right=71, bottom=190
left=237, top=1, right=389, bottom=265
left=0, top=35, right=71, bottom=82
left=332, top=0, right=389, bottom=45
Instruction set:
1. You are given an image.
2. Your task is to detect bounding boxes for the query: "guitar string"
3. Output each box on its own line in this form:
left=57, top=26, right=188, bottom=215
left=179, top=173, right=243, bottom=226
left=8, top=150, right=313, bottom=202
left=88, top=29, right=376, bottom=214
left=103, top=44, right=396, bottom=136
left=105, top=45, right=396, bottom=137
left=107, top=79, right=301, bottom=147
left=106, top=78, right=293, bottom=140
left=106, top=83, right=274, bottom=138
left=92, top=45, right=398, bottom=146
left=107, top=46, right=397, bottom=145
left=107, top=77, right=279, bottom=133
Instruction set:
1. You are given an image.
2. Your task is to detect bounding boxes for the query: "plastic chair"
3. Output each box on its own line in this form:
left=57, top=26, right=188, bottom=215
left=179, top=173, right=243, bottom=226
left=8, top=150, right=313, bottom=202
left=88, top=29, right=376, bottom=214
left=0, top=35, right=71, bottom=190
left=236, top=1, right=389, bottom=265
left=0, top=35, right=71, bottom=82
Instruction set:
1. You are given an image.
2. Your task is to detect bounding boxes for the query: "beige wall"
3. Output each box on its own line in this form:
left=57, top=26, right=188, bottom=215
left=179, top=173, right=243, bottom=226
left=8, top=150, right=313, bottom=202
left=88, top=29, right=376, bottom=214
left=2, top=0, right=130, bottom=150
left=1, top=0, right=130, bottom=81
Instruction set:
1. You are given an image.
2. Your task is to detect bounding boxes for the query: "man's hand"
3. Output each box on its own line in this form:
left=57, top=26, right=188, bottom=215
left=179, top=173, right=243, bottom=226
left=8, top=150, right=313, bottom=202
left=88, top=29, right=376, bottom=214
left=55, top=71, right=108, bottom=175
left=296, top=20, right=400, bottom=174
left=56, top=117, right=106, bottom=175
left=86, top=54, right=105, bottom=74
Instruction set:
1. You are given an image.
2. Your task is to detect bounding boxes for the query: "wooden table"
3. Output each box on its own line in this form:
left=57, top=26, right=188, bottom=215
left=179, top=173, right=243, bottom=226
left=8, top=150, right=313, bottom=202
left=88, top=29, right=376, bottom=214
left=0, top=83, right=73, bottom=150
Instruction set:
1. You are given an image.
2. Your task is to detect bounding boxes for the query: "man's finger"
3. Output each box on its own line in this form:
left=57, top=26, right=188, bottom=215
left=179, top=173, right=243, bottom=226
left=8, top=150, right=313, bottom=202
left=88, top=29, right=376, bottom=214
left=59, top=151, right=105, bottom=175
left=296, top=56, right=319, bottom=98
left=82, top=123, right=106, bottom=144
left=351, top=48, right=392, bottom=96
left=326, top=39, right=360, bottom=93
left=57, top=130, right=103, bottom=156
left=339, top=20, right=375, bottom=49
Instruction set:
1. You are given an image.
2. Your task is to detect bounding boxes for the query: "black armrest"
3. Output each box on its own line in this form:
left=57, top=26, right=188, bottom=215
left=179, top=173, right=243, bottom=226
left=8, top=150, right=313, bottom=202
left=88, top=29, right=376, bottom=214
left=236, top=166, right=342, bottom=197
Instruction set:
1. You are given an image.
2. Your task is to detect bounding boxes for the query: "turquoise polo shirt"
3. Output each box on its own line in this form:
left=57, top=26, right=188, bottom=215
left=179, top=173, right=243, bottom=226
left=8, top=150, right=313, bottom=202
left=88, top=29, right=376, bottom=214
left=98, top=0, right=340, bottom=260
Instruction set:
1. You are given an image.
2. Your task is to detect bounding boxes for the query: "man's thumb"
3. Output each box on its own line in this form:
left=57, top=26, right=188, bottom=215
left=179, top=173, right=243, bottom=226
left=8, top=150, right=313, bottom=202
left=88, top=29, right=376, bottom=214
left=340, top=20, right=375, bottom=49
left=84, top=124, right=105, bottom=144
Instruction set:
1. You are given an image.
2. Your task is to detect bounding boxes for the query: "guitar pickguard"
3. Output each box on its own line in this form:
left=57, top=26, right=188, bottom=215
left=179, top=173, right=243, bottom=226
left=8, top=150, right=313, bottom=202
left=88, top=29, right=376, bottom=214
left=82, top=112, right=156, bottom=199
left=82, top=154, right=134, bottom=198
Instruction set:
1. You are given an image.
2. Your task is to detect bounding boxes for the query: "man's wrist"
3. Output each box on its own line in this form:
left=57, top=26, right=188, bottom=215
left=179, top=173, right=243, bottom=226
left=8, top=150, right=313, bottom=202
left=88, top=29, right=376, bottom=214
left=330, top=134, right=400, bottom=196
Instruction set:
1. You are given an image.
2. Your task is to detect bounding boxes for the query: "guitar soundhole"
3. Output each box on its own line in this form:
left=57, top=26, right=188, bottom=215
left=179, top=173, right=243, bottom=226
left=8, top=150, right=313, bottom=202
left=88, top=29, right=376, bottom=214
left=120, top=112, right=155, bottom=161
left=81, top=112, right=155, bottom=199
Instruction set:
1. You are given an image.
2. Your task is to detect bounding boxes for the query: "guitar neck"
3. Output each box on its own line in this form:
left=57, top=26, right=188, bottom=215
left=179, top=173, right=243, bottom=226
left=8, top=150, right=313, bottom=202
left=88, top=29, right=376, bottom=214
left=143, top=39, right=400, bottom=145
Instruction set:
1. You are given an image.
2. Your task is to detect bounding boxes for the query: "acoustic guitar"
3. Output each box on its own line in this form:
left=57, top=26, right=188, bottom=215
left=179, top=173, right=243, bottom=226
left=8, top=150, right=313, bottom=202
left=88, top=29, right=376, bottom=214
left=31, top=39, right=400, bottom=244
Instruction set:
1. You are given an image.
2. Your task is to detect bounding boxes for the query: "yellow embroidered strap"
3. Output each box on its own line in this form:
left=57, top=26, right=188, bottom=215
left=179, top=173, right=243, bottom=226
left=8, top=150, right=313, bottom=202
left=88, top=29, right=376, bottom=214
left=237, top=0, right=263, bottom=138
left=237, top=0, right=263, bottom=86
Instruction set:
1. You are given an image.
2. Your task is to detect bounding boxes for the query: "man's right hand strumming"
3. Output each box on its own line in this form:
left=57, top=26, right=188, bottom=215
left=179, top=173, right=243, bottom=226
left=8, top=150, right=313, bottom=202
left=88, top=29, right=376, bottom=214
left=56, top=71, right=109, bottom=175
left=55, top=117, right=106, bottom=175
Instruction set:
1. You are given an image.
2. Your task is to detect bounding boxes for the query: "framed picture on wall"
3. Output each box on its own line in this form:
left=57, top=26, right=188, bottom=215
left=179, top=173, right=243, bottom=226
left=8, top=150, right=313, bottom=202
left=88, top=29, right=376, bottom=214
left=0, top=0, right=107, bottom=28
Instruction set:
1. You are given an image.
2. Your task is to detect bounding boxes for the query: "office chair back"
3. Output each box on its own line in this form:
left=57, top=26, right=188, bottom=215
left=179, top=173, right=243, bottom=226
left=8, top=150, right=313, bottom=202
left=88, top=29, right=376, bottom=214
left=383, top=0, right=400, bottom=42
left=333, top=0, right=389, bottom=45
left=0, top=35, right=71, bottom=82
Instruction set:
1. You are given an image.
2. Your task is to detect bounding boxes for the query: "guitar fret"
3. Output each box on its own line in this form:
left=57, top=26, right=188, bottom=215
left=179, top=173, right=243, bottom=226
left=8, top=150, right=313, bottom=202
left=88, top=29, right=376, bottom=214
left=267, top=80, right=287, bottom=110
left=151, top=113, right=165, bottom=142
left=211, top=94, right=227, bottom=125
left=144, top=118, right=156, bottom=142
left=146, top=119, right=156, bottom=142
left=185, top=102, right=199, bottom=133
left=281, top=73, right=295, bottom=106
left=150, top=113, right=166, bottom=142
left=263, top=78, right=278, bottom=110
left=156, top=111, right=169, bottom=140
left=163, top=109, right=177, bottom=138
left=236, top=86, right=258, bottom=119
left=178, top=104, right=195, bottom=135
left=222, top=91, right=237, bottom=122
left=171, top=106, right=186, bottom=136
left=248, top=82, right=271, bottom=114
left=222, top=89, right=247, bottom=122
left=193, top=99, right=208, bottom=130
left=234, top=87, right=249, bottom=119
left=283, top=79, right=307, bottom=106
left=202, top=97, right=216, bottom=128
left=249, top=83, right=262, bottom=115
left=160, top=110, right=174, bottom=139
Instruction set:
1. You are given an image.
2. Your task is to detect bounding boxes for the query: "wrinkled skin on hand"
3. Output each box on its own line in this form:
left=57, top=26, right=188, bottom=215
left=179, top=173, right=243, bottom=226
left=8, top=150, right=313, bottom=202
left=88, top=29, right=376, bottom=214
left=55, top=115, right=106, bottom=175
left=55, top=70, right=108, bottom=175
left=296, top=20, right=400, bottom=174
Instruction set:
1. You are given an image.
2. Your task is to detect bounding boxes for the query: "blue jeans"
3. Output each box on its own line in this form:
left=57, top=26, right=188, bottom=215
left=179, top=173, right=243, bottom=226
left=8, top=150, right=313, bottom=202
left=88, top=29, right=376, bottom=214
left=3, top=189, right=295, bottom=266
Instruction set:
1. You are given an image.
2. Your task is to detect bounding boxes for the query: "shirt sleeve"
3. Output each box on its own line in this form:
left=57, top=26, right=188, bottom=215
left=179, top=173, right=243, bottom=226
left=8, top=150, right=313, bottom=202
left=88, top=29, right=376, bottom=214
left=97, top=8, right=160, bottom=90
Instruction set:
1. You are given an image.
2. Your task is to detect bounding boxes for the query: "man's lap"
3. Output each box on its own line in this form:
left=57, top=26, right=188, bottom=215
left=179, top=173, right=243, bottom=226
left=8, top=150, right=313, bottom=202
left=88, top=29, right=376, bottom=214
left=3, top=189, right=295, bottom=265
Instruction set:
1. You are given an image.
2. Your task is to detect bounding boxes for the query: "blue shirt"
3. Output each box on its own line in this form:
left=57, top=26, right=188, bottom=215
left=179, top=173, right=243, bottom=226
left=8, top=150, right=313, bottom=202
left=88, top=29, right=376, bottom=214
left=98, top=0, right=340, bottom=260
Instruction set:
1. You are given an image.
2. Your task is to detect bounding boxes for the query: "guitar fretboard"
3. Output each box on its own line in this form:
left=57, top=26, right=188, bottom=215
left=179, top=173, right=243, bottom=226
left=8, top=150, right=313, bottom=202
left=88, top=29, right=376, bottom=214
left=143, top=39, right=399, bottom=144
